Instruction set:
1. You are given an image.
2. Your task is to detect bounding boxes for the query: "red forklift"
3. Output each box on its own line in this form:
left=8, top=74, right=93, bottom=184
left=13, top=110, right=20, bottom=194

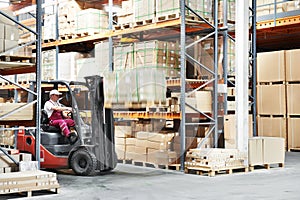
left=17, top=75, right=117, bottom=175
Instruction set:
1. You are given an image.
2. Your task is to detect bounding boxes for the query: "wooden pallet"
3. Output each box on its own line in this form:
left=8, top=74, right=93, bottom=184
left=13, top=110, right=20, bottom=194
left=114, top=23, right=133, bottom=30
left=118, top=159, right=178, bottom=170
left=58, top=34, right=76, bottom=41
left=289, top=147, right=300, bottom=152
left=0, top=170, right=60, bottom=197
left=0, top=55, right=35, bottom=63
left=43, top=38, right=56, bottom=43
left=134, top=19, right=155, bottom=27
left=249, top=163, right=284, bottom=172
left=185, top=165, right=249, bottom=177
left=105, top=100, right=166, bottom=109
left=156, top=13, right=180, bottom=22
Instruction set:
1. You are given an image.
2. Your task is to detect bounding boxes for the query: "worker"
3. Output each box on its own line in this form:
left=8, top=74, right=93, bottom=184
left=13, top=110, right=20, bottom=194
left=44, top=89, right=77, bottom=144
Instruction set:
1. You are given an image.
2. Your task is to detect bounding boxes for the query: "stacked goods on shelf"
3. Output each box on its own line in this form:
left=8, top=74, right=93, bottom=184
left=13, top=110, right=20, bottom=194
left=194, top=37, right=223, bottom=79
left=43, top=14, right=57, bottom=40
left=185, top=148, right=247, bottom=169
left=75, top=8, right=108, bottom=35
left=115, top=0, right=214, bottom=27
left=94, top=41, right=109, bottom=74
left=0, top=103, right=34, bottom=121
left=76, top=57, right=98, bottom=81
left=58, top=52, right=87, bottom=81
left=256, top=0, right=300, bottom=17
left=103, top=68, right=166, bottom=105
left=42, top=50, right=95, bottom=81
left=113, top=43, right=134, bottom=71
left=0, top=127, right=14, bottom=147
left=104, top=40, right=180, bottom=106
left=156, top=0, right=212, bottom=21
left=114, top=121, right=177, bottom=165
left=116, top=0, right=134, bottom=25
left=42, top=50, right=56, bottom=80
left=134, top=40, right=180, bottom=77
left=285, top=49, right=300, bottom=150
left=171, top=91, right=212, bottom=114
left=256, top=50, right=287, bottom=147
left=58, top=0, right=81, bottom=36
left=218, top=0, right=235, bottom=22
left=0, top=9, right=19, bottom=54
left=134, top=0, right=155, bottom=23
left=223, top=115, right=253, bottom=149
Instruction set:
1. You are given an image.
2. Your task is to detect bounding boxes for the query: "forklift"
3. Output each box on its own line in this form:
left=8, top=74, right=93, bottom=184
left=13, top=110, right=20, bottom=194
left=17, top=75, right=117, bottom=175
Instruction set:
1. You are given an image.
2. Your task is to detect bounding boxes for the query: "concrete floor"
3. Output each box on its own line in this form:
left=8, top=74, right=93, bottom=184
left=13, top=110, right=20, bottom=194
left=3, top=152, right=300, bottom=200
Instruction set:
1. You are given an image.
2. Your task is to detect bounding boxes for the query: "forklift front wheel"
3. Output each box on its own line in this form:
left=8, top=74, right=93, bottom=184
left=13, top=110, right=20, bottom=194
left=70, top=149, right=97, bottom=176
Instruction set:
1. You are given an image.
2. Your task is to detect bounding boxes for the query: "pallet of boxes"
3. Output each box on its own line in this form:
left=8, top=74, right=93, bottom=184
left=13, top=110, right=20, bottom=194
left=115, top=121, right=178, bottom=169
left=0, top=148, right=60, bottom=197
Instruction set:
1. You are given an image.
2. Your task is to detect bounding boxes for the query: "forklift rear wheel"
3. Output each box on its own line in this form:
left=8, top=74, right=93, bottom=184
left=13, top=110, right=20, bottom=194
left=70, top=149, right=97, bottom=176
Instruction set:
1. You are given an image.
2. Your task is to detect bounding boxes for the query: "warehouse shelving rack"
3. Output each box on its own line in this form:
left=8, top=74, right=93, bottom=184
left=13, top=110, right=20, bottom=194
left=1, top=0, right=267, bottom=171
left=0, top=0, right=43, bottom=166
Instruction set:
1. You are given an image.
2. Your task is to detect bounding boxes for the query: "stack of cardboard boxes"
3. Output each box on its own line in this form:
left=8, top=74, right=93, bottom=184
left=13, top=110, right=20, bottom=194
left=257, top=49, right=300, bottom=150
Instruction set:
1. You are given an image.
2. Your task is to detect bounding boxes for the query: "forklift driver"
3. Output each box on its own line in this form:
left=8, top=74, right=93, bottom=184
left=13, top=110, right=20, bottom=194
left=44, top=89, right=77, bottom=144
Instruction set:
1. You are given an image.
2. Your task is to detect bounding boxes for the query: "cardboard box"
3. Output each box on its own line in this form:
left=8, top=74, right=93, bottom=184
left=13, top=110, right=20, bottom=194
left=248, top=137, right=285, bottom=166
left=147, top=150, right=177, bottom=165
left=195, top=91, right=212, bottom=112
left=257, top=51, right=285, bottom=82
left=287, top=118, right=300, bottom=150
left=147, top=141, right=171, bottom=151
left=4, top=39, right=18, bottom=51
left=115, top=125, right=132, bottom=138
left=4, top=24, right=19, bottom=41
left=0, top=24, right=4, bottom=39
left=257, top=116, right=287, bottom=139
left=135, top=146, right=147, bottom=154
left=248, top=137, right=264, bottom=165
left=224, top=115, right=254, bottom=149
left=287, top=84, right=300, bottom=115
left=147, top=132, right=174, bottom=143
left=135, top=139, right=147, bottom=147
left=286, top=49, right=300, bottom=82
left=257, top=84, right=286, bottom=115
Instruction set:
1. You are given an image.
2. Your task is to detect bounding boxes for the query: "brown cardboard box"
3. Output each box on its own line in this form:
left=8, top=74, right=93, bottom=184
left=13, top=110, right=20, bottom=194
left=257, top=51, right=285, bottom=82
left=195, top=91, right=212, bottom=112
left=263, top=137, right=285, bottom=164
left=147, top=141, right=171, bottom=151
left=286, top=49, right=300, bottom=81
left=147, top=150, right=177, bottom=165
left=115, top=145, right=125, bottom=160
left=133, top=153, right=147, bottom=162
left=115, top=137, right=126, bottom=146
left=115, top=125, right=132, bottom=138
left=126, top=138, right=136, bottom=146
left=248, top=137, right=285, bottom=166
left=135, top=139, right=147, bottom=147
left=135, top=146, right=147, bottom=154
left=147, top=132, right=174, bottom=143
left=136, top=131, right=148, bottom=140
left=257, top=84, right=286, bottom=115
left=248, top=137, right=264, bottom=165
left=288, top=118, right=300, bottom=150
left=257, top=116, right=287, bottom=139
left=287, top=84, right=300, bottom=115
left=224, top=115, right=254, bottom=149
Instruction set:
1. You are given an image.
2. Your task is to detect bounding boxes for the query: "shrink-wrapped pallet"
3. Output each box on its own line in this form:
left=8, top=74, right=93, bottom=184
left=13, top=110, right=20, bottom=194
left=76, top=8, right=108, bottom=35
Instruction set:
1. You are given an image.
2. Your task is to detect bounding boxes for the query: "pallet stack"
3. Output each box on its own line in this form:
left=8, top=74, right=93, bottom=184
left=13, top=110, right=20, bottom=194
left=286, top=49, right=300, bottom=151
left=185, top=148, right=247, bottom=176
left=257, top=49, right=300, bottom=151
left=0, top=170, right=60, bottom=197
left=115, top=0, right=214, bottom=28
left=256, top=0, right=300, bottom=17
left=114, top=121, right=177, bottom=166
left=75, top=8, right=108, bottom=35
left=257, top=50, right=287, bottom=145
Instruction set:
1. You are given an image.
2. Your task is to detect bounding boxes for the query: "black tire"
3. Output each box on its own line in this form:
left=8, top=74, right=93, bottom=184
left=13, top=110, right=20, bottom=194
left=70, top=149, right=97, bottom=176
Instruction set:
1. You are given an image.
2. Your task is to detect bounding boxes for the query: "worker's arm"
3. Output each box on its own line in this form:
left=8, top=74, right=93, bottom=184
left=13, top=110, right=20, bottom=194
left=52, top=106, right=72, bottom=112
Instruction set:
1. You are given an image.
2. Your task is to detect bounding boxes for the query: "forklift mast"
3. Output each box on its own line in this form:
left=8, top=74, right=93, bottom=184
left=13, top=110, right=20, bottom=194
left=85, top=75, right=117, bottom=171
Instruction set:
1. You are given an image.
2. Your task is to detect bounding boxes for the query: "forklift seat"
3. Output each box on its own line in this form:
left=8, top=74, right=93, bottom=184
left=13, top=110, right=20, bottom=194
left=41, top=109, right=61, bottom=133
